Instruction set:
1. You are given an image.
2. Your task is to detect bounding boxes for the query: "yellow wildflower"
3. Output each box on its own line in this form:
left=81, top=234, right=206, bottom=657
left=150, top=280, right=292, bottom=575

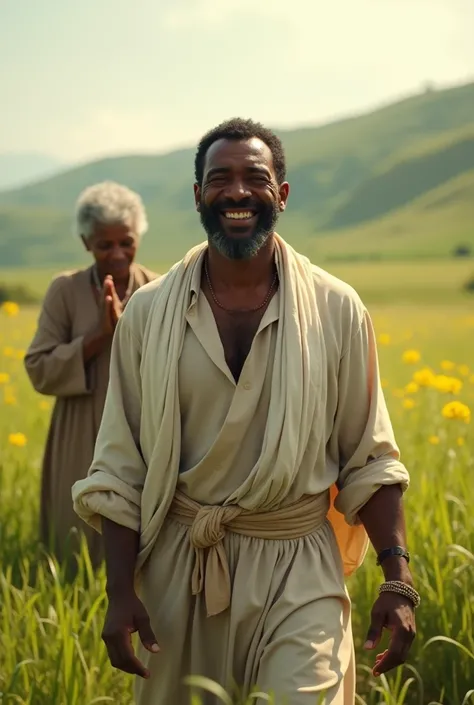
left=39, top=400, right=51, bottom=411
left=440, top=360, right=455, bottom=372
left=1, top=301, right=19, bottom=317
left=405, top=382, right=419, bottom=395
left=3, top=347, right=14, bottom=358
left=3, top=385, right=16, bottom=404
left=378, top=334, right=391, bottom=346
left=8, top=432, right=27, bottom=447
left=456, top=437, right=465, bottom=447
left=428, top=435, right=440, bottom=445
left=432, top=375, right=462, bottom=394
left=413, top=367, right=436, bottom=387
left=0, top=372, right=10, bottom=385
left=402, top=349, right=421, bottom=365
left=442, top=401, right=471, bottom=423
left=458, top=365, right=470, bottom=377
left=403, top=398, right=416, bottom=410
left=381, top=378, right=389, bottom=389
left=392, top=389, right=405, bottom=398
left=14, top=349, right=25, bottom=360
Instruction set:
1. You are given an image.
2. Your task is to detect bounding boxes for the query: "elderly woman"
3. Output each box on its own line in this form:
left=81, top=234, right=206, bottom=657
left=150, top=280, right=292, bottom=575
left=25, top=181, right=157, bottom=571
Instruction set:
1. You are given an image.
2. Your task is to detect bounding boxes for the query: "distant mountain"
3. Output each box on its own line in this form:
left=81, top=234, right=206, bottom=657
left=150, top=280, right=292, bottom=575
left=1, top=81, right=474, bottom=268
left=0, top=153, right=64, bottom=191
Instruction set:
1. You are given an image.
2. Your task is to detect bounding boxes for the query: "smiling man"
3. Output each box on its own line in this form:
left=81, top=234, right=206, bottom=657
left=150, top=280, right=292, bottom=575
left=72, top=119, right=418, bottom=704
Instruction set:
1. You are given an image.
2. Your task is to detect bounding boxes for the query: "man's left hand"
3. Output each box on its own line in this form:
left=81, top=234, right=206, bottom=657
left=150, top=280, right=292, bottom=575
left=364, top=592, right=416, bottom=676
left=108, top=278, right=123, bottom=327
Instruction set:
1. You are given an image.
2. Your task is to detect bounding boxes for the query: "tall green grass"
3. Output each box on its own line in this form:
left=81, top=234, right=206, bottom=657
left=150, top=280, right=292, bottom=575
left=1, top=303, right=473, bottom=704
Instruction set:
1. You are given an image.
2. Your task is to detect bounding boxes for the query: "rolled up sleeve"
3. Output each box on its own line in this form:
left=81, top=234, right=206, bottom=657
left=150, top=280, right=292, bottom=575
left=72, top=309, right=146, bottom=533
left=330, top=309, right=410, bottom=525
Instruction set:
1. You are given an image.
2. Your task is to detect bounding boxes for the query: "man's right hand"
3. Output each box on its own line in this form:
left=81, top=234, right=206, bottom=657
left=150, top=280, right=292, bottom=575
left=83, top=276, right=119, bottom=362
left=102, top=591, right=159, bottom=679
left=99, top=276, right=121, bottom=336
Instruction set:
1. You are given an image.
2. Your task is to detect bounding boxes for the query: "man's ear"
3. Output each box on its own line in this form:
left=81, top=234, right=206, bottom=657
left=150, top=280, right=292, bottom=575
left=80, top=235, right=91, bottom=251
left=278, top=182, right=290, bottom=212
left=194, top=184, right=201, bottom=212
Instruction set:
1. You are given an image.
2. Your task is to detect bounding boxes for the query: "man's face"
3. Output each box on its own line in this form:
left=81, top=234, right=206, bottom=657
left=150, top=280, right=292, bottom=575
left=194, top=137, right=289, bottom=260
left=82, top=222, right=138, bottom=281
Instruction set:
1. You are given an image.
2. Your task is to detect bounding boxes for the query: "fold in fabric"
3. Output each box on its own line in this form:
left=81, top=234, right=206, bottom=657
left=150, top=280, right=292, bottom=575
left=73, top=234, right=409, bottom=580
left=169, top=490, right=330, bottom=616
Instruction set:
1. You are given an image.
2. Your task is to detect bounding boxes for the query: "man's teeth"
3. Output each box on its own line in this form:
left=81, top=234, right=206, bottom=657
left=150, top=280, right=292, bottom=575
left=224, top=211, right=254, bottom=220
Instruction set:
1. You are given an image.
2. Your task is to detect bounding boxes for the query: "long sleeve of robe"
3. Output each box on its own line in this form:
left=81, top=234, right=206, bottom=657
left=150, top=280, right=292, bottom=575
left=25, top=275, right=92, bottom=397
left=72, top=239, right=409, bottom=704
left=330, top=308, right=407, bottom=524
left=25, top=263, right=156, bottom=569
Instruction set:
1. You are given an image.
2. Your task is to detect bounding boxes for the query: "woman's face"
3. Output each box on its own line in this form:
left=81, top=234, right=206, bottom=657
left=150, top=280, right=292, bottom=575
left=82, top=222, right=138, bottom=281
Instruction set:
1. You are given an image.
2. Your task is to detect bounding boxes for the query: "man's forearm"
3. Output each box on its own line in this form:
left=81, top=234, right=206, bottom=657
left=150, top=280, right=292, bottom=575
left=102, top=518, right=140, bottom=596
left=83, top=327, right=111, bottom=364
left=358, top=484, right=413, bottom=585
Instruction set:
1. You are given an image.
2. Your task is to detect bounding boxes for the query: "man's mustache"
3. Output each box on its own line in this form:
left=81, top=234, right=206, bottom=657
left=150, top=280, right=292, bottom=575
left=206, top=199, right=262, bottom=211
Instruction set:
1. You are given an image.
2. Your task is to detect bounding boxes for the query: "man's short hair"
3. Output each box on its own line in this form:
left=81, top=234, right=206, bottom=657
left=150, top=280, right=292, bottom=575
left=194, top=118, right=287, bottom=186
left=74, top=181, right=148, bottom=240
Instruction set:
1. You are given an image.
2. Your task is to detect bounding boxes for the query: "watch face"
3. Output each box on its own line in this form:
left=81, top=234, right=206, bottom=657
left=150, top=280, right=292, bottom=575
left=377, top=547, right=410, bottom=565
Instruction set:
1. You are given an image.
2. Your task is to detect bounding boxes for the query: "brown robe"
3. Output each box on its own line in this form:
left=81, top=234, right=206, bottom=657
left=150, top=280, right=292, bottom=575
left=25, top=262, right=157, bottom=570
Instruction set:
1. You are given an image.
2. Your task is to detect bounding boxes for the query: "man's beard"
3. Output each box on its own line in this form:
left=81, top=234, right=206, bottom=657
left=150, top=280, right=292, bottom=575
left=199, top=199, right=279, bottom=260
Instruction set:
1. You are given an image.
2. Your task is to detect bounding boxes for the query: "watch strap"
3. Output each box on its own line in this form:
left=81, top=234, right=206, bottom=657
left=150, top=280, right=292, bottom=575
left=376, top=546, right=410, bottom=566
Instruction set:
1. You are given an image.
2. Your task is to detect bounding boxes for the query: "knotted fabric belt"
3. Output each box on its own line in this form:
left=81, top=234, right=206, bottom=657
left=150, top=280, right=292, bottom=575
left=168, top=490, right=330, bottom=617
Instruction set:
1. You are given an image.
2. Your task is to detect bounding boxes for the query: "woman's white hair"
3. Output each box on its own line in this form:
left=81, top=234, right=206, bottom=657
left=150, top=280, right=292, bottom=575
left=74, top=181, right=149, bottom=240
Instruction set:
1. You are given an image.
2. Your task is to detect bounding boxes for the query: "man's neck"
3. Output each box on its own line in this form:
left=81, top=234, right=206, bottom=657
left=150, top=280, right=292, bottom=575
left=206, top=234, right=276, bottom=291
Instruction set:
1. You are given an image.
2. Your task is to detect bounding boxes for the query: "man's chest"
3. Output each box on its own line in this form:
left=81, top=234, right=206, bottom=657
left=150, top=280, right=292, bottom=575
left=212, top=309, right=265, bottom=381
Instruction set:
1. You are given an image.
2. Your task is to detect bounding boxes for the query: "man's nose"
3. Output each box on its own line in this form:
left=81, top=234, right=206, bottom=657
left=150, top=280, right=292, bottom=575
left=224, top=178, right=252, bottom=201
left=110, top=245, right=127, bottom=260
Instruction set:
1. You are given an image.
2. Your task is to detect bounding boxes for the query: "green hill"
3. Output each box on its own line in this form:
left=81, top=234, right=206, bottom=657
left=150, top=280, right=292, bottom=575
left=310, top=170, right=474, bottom=262
left=1, top=81, right=474, bottom=267
left=326, top=127, right=474, bottom=229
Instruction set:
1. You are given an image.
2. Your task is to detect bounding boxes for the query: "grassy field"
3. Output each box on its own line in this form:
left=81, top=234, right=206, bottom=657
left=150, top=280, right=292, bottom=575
left=2, top=257, right=474, bottom=305
left=1, top=261, right=474, bottom=704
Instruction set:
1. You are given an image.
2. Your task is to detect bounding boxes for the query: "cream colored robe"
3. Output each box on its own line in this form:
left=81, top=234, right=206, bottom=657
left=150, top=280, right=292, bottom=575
left=73, top=236, right=409, bottom=704
left=25, top=263, right=156, bottom=569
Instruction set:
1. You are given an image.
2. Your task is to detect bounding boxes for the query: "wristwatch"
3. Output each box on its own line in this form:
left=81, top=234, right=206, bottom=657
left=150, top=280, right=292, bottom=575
left=376, top=546, right=410, bottom=566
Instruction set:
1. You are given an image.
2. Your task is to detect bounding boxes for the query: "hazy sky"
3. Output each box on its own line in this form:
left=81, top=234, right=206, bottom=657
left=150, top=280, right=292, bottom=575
left=1, top=0, right=473, bottom=163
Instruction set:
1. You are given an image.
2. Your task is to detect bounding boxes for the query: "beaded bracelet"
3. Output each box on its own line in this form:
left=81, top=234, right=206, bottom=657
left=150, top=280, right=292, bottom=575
left=379, top=580, right=421, bottom=608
